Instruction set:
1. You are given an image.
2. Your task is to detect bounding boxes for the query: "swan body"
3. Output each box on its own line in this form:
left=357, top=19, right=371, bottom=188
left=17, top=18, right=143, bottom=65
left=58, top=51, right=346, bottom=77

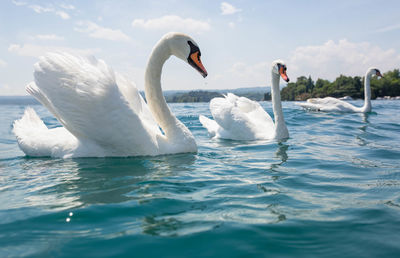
left=13, top=32, right=207, bottom=158
left=297, top=68, right=382, bottom=113
left=199, top=60, right=289, bottom=141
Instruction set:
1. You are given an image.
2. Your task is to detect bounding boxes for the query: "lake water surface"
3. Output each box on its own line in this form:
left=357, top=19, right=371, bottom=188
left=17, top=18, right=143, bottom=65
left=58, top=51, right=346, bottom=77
left=1, top=99, right=400, bottom=257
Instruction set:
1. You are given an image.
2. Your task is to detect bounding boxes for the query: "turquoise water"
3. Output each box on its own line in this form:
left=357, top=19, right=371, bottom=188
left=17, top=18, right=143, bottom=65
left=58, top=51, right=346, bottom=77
left=1, top=99, right=400, bottom=257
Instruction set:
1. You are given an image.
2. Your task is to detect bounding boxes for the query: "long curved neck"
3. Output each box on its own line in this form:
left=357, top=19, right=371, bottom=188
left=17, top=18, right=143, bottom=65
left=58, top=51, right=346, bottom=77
left=362, top=71, right=372, bottom=112
left=271, top=72, right=288, bottom=139
left=144, top=39, right=183, bottom=139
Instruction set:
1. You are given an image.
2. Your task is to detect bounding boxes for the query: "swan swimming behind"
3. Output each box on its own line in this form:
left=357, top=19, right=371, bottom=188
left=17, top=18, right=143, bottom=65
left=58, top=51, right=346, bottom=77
left=297, top=68, right=382, bottom=113
left=13, top=32, right=208, bottom=158
left=199, top=60, right=289, bottom=141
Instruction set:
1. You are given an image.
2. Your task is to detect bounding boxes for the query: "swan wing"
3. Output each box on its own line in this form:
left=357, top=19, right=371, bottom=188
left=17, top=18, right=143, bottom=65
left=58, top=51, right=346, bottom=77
left=199, top=115, right=219, bottom=137
left=208, top=94, right=275, bottom=140
left=30, top=52, right=162, bottom=156
left=298, top=97, right=357, bottom=112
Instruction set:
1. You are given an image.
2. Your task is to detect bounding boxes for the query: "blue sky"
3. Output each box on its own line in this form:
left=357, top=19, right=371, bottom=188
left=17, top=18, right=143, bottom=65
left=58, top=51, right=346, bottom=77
left=0, top=0, right=400, bottom=95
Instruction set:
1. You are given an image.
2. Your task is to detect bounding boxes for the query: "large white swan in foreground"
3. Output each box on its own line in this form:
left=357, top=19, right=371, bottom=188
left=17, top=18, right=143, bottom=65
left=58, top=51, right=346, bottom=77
left=199, top=60, right=289, bottom=141
left=13, top=32, right=208, bottom=158
left=297, top=68, right=382, bottom=112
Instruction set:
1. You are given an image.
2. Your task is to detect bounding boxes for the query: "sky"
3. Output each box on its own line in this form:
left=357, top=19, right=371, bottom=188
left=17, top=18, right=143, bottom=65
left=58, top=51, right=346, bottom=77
left=0, top=0, right=400, bottom=95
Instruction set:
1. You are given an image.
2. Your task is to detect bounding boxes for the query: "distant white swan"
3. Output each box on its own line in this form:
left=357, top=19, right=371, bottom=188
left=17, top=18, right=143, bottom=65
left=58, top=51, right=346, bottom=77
left=13, top=32, right=208, bottom=158
left=297, top=68, right=382, bottom=112
left=199, top=60, right=289, bottom=140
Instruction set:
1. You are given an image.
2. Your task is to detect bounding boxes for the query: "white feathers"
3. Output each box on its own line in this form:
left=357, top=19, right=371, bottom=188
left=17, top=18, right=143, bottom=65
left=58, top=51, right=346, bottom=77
left=13, top=107, right=79, bottom=157
left=13, top=52, right=164, bottom=157
left=298, top=96, right=361, bottom=112
left=21, top=52, right=163, bottom=157
left=13, top=33, right=202, bottom=158
left=297, top=68, right=378, bottom=113
left=199, top=60, right=289, bottom=141
left=200, top=93, right=276, bottom=140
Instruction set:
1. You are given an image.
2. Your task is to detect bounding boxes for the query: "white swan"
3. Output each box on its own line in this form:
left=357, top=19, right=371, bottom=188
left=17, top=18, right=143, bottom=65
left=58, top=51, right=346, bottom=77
left=297, top=68, right=382, bottom=112
left=199, top=60, right=289, bottom=140
left=13, top=32, right=208, bottom=158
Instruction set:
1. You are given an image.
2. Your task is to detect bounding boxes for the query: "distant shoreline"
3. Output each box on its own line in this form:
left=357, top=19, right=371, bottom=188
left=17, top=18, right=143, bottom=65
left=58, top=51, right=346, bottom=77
left=0, top=86, right=272, bottom=104
left=2, top=94, right=400, bottom=105
left=5, top=69, right=398, bottom=104
left=281, top=69, right=400, bottom=101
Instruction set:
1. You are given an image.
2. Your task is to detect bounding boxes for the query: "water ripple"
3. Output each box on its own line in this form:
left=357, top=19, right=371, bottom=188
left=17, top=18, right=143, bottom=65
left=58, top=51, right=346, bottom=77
left=1, top=100, right=400, bottom=257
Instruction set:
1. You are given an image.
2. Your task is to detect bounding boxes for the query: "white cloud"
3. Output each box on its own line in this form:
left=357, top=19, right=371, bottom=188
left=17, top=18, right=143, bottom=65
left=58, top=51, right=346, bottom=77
left=221, top=2, right=241, bottom=15
left=207, top=61, right=271, bottom=90
left=32, top=34, right=64, bottom=41
left=228, top=22, right=235, bottom=29
left=376, top=23, right=400, bottom=33
left=8, top=43, right=99, bottom=57
left=75, top=21, right=131, bottom=42
left=29, top=4, right=52, bottom=13
left=288, top=39, right=400, bottom=80
left=0, top=59, right=7, bottom=67
left=210, top=39, right=400, bottom=90
left=59, top=4, right=75, bottom=10
left=229, top=61, right=270, bottom=86
left=11, top=0, right=26, bottom=6
left=55, top=11, right=70, bottom=20
left=230, top=61, right=268, bottom=80
left=132, top=15, right=210, bottom=33
left=12, top=1, right=71, bottom=20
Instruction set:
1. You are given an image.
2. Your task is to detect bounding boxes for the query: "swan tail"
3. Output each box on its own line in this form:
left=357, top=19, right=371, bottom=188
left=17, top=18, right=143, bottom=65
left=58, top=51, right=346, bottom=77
left=13, top=107, right=52, bottom=156
left=225, top=93, right=239, bottom=104
left=199, top=115, right=218, bottom=137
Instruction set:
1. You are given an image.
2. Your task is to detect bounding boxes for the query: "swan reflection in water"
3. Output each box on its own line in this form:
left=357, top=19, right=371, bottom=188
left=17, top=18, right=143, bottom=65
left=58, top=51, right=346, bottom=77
left=15, top=141, right=290, bottom=237
left=356, top=112, right=372, bottom=146
left=140, top=141, right=290, bottom=236
left=18, top=154, right=196, bottom=210
left=274, top=142, right=289, bottom=166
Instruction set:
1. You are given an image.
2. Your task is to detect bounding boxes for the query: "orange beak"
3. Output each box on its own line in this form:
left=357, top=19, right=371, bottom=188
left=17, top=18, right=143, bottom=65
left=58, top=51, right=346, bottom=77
left=279, top=66, right=289, bottom=82
left=189, top=51, right=208, bottom=78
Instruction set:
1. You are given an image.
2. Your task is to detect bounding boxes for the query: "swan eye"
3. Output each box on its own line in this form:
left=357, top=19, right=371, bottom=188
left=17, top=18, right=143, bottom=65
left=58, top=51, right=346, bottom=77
left=277, top=63, right=287, bottom=71
left=187, top=41, right=200, bottom=56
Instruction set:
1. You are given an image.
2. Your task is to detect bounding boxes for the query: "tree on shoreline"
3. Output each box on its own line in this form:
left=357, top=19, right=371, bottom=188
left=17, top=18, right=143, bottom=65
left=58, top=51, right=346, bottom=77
left=281, top=69, right=400, bottom=101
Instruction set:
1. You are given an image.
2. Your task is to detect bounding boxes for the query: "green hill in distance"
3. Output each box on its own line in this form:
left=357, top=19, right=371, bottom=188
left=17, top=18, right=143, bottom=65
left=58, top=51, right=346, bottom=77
left=3, top=69, right=399, bottom=104
left=281, top=69, right=400, bottom=101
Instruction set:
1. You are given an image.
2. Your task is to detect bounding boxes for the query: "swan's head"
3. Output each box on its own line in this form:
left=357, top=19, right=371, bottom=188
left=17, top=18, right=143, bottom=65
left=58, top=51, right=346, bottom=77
left=368, top=67, right=383, bottom=78
left=271, top=59, right=289, bottom=82
left=164, top=32, right=208, bottom=78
